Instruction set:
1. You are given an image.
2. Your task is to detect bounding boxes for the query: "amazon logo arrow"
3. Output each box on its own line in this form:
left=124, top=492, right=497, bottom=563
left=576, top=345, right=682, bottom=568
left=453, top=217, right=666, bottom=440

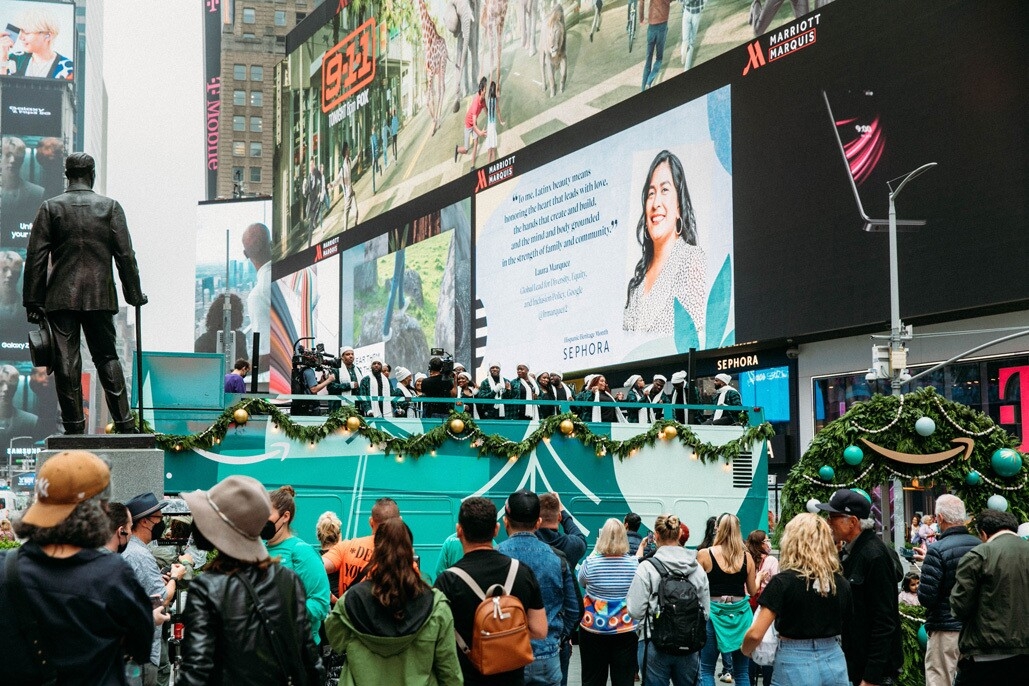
left=858, top=437, right=974, bottom=466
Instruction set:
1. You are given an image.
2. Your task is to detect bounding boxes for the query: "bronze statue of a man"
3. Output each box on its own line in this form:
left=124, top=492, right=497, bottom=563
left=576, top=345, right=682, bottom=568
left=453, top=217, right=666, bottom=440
left=22, top=153, right=147, bottom=434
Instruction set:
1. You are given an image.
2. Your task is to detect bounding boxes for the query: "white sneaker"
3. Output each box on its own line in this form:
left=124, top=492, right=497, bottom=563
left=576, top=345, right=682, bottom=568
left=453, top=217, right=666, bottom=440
left=719, top=674, right=733, bottom=684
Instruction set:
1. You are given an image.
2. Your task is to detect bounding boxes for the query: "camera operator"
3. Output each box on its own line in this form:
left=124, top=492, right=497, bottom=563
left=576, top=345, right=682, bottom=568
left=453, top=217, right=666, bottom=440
left=291, top=351, right=335, bottom=417
left=420, top=356, right=455, bottom=419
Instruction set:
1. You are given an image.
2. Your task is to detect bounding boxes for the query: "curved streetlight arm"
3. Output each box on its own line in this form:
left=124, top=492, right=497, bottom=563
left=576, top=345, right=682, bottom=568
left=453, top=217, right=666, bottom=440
left=889, top=162, right=938, bottom=201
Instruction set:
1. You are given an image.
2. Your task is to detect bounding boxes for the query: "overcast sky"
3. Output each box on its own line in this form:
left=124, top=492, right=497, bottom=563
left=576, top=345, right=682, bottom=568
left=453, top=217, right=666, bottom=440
left=104, top=0, right=204, bottom=351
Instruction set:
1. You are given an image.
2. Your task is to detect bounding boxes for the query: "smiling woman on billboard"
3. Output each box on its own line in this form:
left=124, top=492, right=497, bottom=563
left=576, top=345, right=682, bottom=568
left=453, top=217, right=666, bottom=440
left=0, top=6, right=74, bottom=80
left=622, top=150, right=706, bottom=337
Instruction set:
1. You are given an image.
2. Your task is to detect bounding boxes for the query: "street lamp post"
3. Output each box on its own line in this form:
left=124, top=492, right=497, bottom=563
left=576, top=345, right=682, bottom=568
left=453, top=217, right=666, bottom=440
left=886, top=162, right=937, bottom=397
left=885, top=162, right=936, bottom=549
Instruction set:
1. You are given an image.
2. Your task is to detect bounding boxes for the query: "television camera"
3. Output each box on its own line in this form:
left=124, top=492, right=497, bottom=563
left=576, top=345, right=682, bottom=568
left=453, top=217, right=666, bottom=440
left=429, top=348, right=455, bottom=380
left=292, top=340, right=341, bottom=372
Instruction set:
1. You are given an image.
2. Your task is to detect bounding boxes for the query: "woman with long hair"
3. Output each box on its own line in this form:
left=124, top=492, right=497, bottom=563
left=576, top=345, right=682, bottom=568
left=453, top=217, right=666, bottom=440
left=578, top=518, right=640, bottom=686
left=699, top=516, right=717, bottom=550
left=324, top=518, right=462, bottom=685
left=698, top=513, right=758, bottom=686
left=623, top=150, right=707, bottom=335
left=179, top=475, right=324, bottom=685
left=627, top=514, right=710, bottom=685
left=746, top=529, right=779, bottom=685
left=265, top=486, right=332, bottom=642
left=743, top=514, right=852, bottom=686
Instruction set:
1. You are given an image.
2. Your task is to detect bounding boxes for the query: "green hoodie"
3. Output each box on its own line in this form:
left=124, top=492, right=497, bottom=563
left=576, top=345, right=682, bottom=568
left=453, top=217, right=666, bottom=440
left=325, top=584, right=463, bottom=686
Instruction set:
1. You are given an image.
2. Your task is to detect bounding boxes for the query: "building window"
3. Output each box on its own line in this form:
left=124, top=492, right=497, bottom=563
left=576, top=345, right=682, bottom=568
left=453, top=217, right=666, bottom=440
left=242, top=32, right=256, bottom=41
left=250, top=142, right=262, bottom=157
left=233, top=142, right=246, bottom=157
left=250, top=91, right=263, bottom=107
left=274, top=10, right=287, bottom=26
left=232, top=166, right=245, bottom=183
left=242, top=7, right=257, bottom=23
left=250, top=65, right=264, bottom=81
left=233, top=64, right=246, bottom=80
left=250, top=117, right=263, bottom=133
left=296, top=12, right=306, bottom=22
left=233, top=116, right=246, bottom=132
left=250, top=167, right=262, bottom=183
left=233, top=89, right=246, bottom=106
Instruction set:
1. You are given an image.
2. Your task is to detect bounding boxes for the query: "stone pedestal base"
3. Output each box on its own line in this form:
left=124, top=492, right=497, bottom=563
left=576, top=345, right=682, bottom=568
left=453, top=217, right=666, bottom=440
left=40, top=434, right=165, bottom=501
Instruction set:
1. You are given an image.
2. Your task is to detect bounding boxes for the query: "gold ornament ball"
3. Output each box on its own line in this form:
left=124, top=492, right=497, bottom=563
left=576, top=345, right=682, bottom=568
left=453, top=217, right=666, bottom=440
left=560, top=419, right=574, bottom=435
left=450, top=418, right=466, bottom=434
left=233, top=408, right=249, bottom=425
left=664, top=425, right=678, bottom=439
left=105, top=422, right=116, bottom=434
left=346, top=416, right=362, bottom=431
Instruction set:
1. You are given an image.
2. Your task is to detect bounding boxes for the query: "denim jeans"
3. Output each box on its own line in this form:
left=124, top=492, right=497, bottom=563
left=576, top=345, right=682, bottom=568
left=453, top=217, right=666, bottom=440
left=681, top=10, right=702, bottom=69
left=700, top=617, right=750, bottom=686
left=642, top=22, right=668, bottom=89
left=559, top=638, right=572, bottom=686
left=524, top=653, right=563, bottom=686
left=638, top=640, right=700, bottom=686
left=770, top=637, right=848, bottom=686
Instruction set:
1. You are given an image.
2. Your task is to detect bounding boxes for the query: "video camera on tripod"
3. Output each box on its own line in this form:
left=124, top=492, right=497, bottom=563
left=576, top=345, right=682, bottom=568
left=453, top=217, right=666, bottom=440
left=429, top=348, right=455, bottom=380
left=292, top=340, right=341, bottom=372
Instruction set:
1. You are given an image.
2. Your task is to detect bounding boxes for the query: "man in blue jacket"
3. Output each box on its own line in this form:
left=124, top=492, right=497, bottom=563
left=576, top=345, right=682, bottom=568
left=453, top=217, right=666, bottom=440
left=916, top=494, right=980, bottom=686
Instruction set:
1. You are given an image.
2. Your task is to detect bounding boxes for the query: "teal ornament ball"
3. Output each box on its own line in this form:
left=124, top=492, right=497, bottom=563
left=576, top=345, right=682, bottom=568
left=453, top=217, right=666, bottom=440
left=991, top=448, right=1022, bottom=478
left=987, top=494, right=1008, bottom=512
left=917, top=624, right=928, bottom=649
left=843, top=445, right=864, bottom=466
left=965, top=470, right=981, bottom=486
left=818, top=465, right=835, bottom=481
left=853, top=487, right=872, bottom=503
left=914, top=417, right=936, bottom=437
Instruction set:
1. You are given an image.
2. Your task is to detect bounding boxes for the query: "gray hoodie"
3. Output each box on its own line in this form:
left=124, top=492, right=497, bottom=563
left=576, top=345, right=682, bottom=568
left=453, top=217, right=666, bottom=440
left=626, top=545, right=710, bottom=640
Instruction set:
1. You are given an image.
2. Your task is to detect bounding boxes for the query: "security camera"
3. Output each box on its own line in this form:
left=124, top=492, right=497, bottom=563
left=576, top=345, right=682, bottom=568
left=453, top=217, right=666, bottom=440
left=786, top=347, right=799, bottom=360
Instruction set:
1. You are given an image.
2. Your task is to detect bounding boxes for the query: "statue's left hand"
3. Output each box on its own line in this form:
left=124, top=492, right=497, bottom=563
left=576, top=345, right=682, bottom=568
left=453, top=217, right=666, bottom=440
left=26, top=306, right=44, bottom=324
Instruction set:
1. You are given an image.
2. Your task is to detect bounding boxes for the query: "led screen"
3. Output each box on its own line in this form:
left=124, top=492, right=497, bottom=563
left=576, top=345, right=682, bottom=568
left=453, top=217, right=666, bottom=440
left=474, top=87, right=732, bottom=374
left=0, top=0, right=76, bottom=81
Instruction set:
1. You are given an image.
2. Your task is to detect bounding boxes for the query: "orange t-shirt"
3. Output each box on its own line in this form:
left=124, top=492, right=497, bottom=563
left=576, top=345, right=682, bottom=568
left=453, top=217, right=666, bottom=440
left=324, top=534, right=374, bottom=597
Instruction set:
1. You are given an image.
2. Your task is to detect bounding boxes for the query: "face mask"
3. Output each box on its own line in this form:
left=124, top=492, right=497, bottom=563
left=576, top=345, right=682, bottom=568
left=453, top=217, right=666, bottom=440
left=260, top=516, right=285, bottom=541
left=116, top=530, right=129, bottom=554
left=150, top=519, right=166, bottom=541
left=190, top=521, right=214, bottom=552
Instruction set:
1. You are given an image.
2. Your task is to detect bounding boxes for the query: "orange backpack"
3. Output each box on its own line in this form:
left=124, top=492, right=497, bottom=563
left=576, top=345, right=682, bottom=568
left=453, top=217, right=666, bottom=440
left=447, top=559, right=535, bottom=675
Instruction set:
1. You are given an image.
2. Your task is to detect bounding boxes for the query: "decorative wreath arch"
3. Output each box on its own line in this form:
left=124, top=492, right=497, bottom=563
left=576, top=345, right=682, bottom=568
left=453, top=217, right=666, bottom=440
left=780, top=386, right=1026, bottom=686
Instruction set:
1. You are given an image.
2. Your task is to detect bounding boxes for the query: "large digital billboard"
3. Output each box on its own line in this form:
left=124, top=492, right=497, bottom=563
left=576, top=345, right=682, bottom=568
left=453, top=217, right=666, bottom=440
left=475, top=86, right=733, bottom=375
left=273, top=0, right=825, bottom=261
left=195, top=199, right=273, bottom=379
left=271, top=0, right=1027, bottom=384
left=0, top=0, right=75, bottom=81
left=0, top=133, right=65, bottom=248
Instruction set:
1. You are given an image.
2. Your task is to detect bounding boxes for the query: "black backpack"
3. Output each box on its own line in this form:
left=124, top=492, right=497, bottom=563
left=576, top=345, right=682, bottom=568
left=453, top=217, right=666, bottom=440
left=644, top=557, right=707, bottom=655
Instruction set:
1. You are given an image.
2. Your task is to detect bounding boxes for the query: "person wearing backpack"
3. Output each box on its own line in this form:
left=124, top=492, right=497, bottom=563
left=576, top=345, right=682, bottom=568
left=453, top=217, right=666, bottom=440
left=434, top=496, right=548, bottom=685
left=697, top=513, right=758, bottom=686
left=627, top=514, right=711, bottom=685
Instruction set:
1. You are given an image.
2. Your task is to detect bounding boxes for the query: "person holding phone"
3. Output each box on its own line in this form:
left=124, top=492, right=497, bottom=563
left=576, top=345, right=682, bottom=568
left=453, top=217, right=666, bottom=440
left=0, top=9, right=73, bottom=79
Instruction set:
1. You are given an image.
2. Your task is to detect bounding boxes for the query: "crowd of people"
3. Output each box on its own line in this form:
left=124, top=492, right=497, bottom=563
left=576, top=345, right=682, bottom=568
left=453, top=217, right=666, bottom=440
left=4, top=450, right=1024, bottom=686
left=285, top=347, right=744, bottom=425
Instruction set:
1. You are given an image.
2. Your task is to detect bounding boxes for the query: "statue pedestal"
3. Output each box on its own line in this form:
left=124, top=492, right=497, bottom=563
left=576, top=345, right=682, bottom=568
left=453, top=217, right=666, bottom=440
left=40, top=434, right=165, bottom=501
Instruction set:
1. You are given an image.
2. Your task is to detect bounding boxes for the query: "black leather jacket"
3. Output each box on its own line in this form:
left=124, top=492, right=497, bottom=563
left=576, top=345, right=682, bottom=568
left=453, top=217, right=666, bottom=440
left=179, top=563, right=324, bottom=686
left=23, top=181, right=145, bottom=313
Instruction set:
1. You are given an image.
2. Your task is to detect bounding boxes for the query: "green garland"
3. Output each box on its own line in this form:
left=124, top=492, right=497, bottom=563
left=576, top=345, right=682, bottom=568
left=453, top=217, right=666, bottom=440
left=898, top=603, right=926, bottom=686
left=154, top=398, right=774, bottom=464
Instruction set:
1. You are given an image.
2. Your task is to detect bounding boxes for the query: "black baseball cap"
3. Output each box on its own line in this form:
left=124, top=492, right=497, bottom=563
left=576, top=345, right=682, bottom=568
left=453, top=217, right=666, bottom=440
left=505, top=489, right=540, bottom=524
left=816, top=489, right=871, bottom=519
